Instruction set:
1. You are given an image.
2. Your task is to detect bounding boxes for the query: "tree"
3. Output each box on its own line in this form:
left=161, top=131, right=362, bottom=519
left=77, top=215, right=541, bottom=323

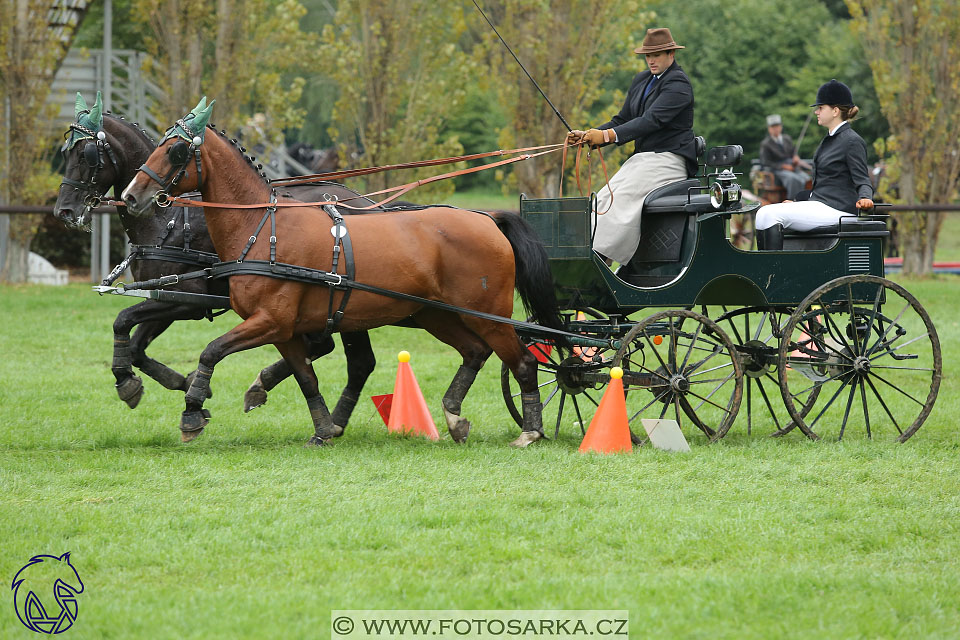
left=476, top=0, right=651, bottom=198
left=317, top=0, right=476, bottom=201
left=0, top=0, right=82, bottom=282
left=847, top=0, right=960, bottom=275
left=130, top=0, right=318, bottom=150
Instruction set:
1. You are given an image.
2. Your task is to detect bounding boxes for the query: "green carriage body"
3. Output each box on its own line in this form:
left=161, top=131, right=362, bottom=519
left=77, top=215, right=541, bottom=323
left=520, top=181, right=887, bottom=314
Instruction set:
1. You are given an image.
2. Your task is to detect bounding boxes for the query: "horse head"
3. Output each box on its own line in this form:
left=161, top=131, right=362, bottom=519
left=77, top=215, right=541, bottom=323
left=122, top=97, right=215, bottom=216
left=55, top=92, right=116, bottom=230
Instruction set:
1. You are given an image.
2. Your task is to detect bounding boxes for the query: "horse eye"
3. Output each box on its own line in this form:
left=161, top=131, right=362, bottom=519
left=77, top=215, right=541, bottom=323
left=82, top=142, right=100, bottom=167
left=167, top=140, right=189, bottom=165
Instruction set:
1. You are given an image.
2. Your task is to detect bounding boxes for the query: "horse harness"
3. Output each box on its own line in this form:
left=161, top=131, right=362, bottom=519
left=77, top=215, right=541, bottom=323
left=138, top=121, right=203, bottom=206
left=61, top=122, right=121, bottom=212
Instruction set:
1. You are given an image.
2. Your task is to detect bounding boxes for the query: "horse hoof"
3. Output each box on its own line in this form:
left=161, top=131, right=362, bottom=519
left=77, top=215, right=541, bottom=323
left=314, top=424, right=344, bottom=440
left=304, top=435, right=330, bottom=447
left=180, top=428, right=204, bottom=443
left=116, top=375, right=144, bottom=409
left=243, top=383, right=267, bottom=413
left=509, top=430, right=543, bottom=448
left=180, top=410, right=209, bottom=442
left=184, top=370, right=213, bottom=398
left=443, top=408, right=471, bottom=443
left=449, top=418, right=471, bottom=443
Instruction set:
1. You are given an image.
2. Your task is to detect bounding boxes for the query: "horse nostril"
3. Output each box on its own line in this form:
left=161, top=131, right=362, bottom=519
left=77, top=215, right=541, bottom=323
left=123, top=194, right=138, bottom=210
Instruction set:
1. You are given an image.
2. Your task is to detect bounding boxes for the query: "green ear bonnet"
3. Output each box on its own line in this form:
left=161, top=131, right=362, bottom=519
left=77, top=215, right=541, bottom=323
left=162, top=97, right=216, bottom=145
left=65, top=92, right=104, bottom=150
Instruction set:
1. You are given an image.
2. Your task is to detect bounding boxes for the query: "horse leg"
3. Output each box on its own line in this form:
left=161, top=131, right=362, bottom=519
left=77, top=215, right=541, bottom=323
left=413, top=310, right=492, bottom=443
left=329, top=331, right=376, bottom=433
left=180, top=314, right=291, bottom=442
left=130, top=319, right=193, bottom=392
left=272, top=337, right=342, bottom=446
left=112, top=300, right=210, bottom=408
left=461, top=318, right=544, bottom=448
left=244, top=333, right=335, bottom=411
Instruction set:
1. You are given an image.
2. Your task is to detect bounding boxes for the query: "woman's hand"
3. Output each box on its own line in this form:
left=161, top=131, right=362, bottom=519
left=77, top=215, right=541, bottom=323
left=856, top=198, right=875, bottom=210
left=566, top=130, right=585, bottom=145
left=582, top=129, right=608, bottom=147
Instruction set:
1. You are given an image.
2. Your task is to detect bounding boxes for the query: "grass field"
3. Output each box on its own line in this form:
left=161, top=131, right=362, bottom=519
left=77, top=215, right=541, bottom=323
left=1, top=277, right=959, bottom=639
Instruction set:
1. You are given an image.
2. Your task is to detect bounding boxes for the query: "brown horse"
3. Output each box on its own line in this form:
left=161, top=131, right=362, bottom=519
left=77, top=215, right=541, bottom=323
left=121, top=101, right=564, bottom=447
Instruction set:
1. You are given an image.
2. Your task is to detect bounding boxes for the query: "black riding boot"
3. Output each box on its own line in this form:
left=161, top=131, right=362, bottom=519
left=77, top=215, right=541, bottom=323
left=757, top=224, right=784, bottom=251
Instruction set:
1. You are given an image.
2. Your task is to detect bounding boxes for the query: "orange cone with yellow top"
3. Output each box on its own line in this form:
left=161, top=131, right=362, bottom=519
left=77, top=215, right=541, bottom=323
left=387, top=351, right=439, bottom=441
left=578, top=366, right=632, bottom=454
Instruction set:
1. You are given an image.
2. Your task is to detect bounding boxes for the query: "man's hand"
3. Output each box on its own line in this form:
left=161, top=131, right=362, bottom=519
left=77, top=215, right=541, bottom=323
left=583, top=128, right=612, bottom=148
left=566, top=130, right=585, bottom=145
left=856, top=198, right=875, bottom=210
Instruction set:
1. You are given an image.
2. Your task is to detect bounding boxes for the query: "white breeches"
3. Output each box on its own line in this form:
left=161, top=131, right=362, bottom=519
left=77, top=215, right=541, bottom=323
left=755, top=200, right=847, bottom=231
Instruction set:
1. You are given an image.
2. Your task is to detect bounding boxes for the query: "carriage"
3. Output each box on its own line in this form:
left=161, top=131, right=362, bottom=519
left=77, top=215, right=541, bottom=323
left=501, top=143, right=940, bottom=444
left=62, top=96, right=940, bottom=446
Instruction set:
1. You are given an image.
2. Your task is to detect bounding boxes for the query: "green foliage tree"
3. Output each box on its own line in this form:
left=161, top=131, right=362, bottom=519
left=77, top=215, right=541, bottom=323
left=476, top=0, right=650, bottom=198
left=847, top=0, right=960, bottom=275
left=0, top=0, right=81, bottom=282
left=317, top=0, right=476, bottom=201
left=130, top=0, right=318, bottom=150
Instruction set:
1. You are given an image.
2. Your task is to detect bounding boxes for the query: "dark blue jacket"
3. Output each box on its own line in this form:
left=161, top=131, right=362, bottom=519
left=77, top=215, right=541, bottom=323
left=809, top=123, right=873, bottom=213
left=597, top=61, right=697, bottom=177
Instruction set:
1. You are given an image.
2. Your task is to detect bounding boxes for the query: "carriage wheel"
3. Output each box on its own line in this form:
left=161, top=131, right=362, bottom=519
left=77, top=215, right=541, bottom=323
left=500, top=309, right=617, bottom=439
left=612, top=309, right=743, bottom=444
left=710, top=306, right=820, bottom=437
left=777, top=275, right=941, bottom=442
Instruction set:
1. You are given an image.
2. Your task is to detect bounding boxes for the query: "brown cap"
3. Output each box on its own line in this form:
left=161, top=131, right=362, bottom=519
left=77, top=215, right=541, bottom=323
left=634, top=28, right=685, bottom=54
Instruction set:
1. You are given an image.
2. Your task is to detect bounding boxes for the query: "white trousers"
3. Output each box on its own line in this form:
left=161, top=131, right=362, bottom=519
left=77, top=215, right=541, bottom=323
left=756, top=199, right=847, bottom=231
left=592, top=151, right=688, bottom=263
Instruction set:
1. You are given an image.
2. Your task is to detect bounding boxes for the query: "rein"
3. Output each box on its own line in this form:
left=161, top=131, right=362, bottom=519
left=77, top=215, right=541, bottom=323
left=159, top=145, right=564, bottom=211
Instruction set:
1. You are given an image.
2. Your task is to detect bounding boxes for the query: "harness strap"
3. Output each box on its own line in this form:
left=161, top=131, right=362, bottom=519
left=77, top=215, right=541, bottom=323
left=237, top=192, right=278, bottom=262
left=321, top=199, right=354, bottom=334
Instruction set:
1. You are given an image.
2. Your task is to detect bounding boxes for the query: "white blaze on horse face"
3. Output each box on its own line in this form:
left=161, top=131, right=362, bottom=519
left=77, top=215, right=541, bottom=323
left=120, top=172, right=157, bottom=213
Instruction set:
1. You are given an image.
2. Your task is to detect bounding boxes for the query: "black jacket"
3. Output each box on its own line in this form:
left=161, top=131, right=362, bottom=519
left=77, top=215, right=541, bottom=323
left=759, top=133, right=798, bottom=170
left=597, top=61, right=697, bottom=176
left=809, top=123, right=873, bottom=214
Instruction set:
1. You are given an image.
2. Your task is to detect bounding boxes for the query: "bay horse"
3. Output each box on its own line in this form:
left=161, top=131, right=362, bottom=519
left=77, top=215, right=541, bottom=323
left=121, top=99, right=563, bottom=446
left=53, top=92, right=378, bottom=432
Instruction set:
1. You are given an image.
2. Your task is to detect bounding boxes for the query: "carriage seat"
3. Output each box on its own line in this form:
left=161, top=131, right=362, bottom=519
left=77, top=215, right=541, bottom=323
left=783, top=217, right=888, bottom=250
left=642, top=178, right=714, bottom=215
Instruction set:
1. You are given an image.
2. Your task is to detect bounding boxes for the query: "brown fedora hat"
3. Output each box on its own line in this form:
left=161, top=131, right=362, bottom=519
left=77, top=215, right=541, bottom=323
left=634, top=27, right=685, bottom=54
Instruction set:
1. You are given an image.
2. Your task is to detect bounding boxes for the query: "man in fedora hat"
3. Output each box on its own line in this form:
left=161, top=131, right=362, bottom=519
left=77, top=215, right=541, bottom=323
left=759, top=114, right=811, bottom=200
left=566, top=27, right=696, bottom=264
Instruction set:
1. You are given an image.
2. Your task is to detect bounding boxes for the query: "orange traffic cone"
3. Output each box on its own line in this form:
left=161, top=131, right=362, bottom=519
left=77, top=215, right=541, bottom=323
left=387, top=351, right=439, bottom=441
left=579, top=367, right=632, bottom=454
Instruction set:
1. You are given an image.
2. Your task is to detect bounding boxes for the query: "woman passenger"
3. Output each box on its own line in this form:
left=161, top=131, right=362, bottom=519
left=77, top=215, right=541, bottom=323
left=755, top=79, right=874, bottom=250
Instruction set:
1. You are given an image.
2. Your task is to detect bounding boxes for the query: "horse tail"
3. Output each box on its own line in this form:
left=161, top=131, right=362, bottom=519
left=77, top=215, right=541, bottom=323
left=490, top=211, right=568, bottom=345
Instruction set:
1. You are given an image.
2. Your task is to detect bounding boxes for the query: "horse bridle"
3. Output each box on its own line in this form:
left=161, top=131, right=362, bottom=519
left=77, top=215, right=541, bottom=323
left=138, top=119, right=203, bottom=207
left=61, top=122, right=121, bottom=219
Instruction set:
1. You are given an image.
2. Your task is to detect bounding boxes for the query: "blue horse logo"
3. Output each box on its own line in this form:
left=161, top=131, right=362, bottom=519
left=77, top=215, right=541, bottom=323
left=11, top=552, right=84, bottom=634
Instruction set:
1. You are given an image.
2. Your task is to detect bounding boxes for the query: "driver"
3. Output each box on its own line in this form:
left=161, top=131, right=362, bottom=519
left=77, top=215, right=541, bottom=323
left=567, top=27, right=697, bottom=264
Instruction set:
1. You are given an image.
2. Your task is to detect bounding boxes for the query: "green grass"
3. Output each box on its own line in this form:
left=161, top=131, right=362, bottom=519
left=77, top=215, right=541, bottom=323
left=1, top=278, right=959, bottom=639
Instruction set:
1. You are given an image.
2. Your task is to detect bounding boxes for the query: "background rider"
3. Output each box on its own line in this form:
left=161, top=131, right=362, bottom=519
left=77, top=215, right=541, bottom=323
left=759, top=113, right=811, bottom=200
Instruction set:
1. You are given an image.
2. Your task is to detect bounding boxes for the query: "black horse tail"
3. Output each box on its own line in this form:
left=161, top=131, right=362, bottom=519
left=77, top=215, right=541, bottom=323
left=491, top=211, right=568, bottom=346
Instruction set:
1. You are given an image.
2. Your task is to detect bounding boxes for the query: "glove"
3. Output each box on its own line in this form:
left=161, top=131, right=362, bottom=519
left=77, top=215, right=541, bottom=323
left=856, top=198, right=875, bottom=210
left=566, top=130, right=585, bottom=145
left=583, top=128, right=614, bottom=148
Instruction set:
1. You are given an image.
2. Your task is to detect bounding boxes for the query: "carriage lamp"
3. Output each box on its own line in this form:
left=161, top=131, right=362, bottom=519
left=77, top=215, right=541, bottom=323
left=710, top=169, right=742, bottom=209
